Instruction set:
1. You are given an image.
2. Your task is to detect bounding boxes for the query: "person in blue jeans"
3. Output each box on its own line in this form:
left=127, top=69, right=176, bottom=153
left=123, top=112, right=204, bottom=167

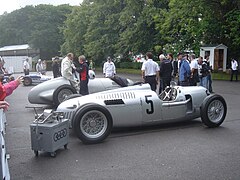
left=198, top=57, right=210, bottom=89
left=205, top=56, right=213, bottom=92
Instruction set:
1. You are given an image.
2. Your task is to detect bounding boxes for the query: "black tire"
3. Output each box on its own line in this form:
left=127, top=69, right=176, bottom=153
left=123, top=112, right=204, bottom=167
left=23, top=77, right=32, bottom=86
left=201, top=94, right=227, bottom=128
left=53, top=85, right=77, bottom=106
left=73, top=104, right=113, bottom=144
left=63, top=94, right=82, bottom=102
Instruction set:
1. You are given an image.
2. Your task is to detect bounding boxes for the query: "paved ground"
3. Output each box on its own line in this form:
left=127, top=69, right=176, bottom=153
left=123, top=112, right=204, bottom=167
left=4, top=72, right=240, bottom=180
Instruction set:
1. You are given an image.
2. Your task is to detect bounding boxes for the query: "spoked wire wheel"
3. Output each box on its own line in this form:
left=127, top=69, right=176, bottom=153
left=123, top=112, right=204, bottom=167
left=201, top=94, right=227, bottom=127
left=73, top=104, right=113, bottom=144
left=207, top=99, right=225, bottom=123
left=80, top=110, right=108, bottom=139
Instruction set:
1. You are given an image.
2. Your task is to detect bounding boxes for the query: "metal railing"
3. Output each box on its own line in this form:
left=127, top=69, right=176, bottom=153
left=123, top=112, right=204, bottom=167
left=0, top=109, right=10, bottom=180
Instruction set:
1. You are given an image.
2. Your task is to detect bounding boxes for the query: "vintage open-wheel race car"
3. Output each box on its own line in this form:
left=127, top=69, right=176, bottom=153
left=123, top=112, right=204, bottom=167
left=23, top=74, right=52, bottom=86
left=28, top=74, right=137, bottom=106
left=56, top=82, right=227, bottom=144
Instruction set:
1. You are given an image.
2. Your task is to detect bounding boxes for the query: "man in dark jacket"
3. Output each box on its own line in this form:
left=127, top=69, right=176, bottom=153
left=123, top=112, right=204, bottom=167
left=159, top=55, right=173, bottom=92
left=52, top=57, right=61, bottom=78
left=75, top=55, right=89, bottom=95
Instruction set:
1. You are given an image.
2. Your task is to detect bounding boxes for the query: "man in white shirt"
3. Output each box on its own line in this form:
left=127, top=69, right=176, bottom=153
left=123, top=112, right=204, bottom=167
left=103, top=57, right=116, bottom=78
left=36, top=59, right=43, bottom=74
left=230, top=58, right=238, bottom=81
left=23, top=58, right=30, bottom=75
left=61, top=53, right=74, bottom=81
left=141, top=52, right=159, bottom=91
left=189, top=54, right=199, bottom=86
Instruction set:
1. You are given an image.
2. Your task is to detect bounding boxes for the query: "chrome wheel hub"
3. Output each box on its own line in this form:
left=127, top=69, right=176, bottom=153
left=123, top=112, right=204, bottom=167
left=208, top=100, right=224, bottom=123
left=80, top=110, right=107, bottom=138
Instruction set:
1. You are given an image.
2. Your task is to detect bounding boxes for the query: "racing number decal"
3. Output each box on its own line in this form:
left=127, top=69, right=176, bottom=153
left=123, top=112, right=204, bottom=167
left=145, top=95, right=154, bottom=114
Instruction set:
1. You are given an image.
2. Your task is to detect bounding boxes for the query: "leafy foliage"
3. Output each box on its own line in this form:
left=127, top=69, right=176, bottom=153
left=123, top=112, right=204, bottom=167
left=0, top=0, right=240, bottom=62
left=0, top=4, right=72, bottom=59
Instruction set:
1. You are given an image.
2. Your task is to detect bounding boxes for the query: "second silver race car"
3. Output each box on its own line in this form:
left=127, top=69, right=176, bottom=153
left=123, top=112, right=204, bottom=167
left=56, top=83, right=227, bottom=144
left=28, top=75, right=135, bottom=106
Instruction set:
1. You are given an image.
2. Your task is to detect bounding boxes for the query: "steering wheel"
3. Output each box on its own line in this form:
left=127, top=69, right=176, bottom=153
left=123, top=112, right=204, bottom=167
left=162, top=88, right=172, bottom=101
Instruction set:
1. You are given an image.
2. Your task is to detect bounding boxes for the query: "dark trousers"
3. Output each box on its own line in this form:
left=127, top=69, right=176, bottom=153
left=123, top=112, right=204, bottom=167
left=159, top=79, right=163, bottom=94
left=145, top=75, right=157, bottom=91
left=180, top=80, right=189, bottom=86
left=230, top=70, right=238, bottom=81
left=80, top=79, right=89, bottom=95
left=161, top=77, right=171, bottom=92
left=189, top=71, right=199, bottom=86
left=208, top=74, right=213, bottom=92
left=24, top=69, right=29, bottom=75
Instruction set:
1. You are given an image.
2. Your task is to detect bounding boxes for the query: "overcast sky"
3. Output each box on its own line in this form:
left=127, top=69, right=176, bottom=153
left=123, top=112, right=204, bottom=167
left=0, top=0, right=83, bottom=15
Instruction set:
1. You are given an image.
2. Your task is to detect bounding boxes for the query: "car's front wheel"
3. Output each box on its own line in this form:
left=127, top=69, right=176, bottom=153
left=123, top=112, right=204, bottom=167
left=53, top=85, right=76, bottom=106
left=73, top=104, right=113, bottom=144
left=201, top=94, right=227, bottom=127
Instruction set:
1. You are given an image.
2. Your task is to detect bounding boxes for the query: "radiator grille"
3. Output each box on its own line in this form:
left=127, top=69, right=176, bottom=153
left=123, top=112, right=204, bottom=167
left=63, top=111, right=74, bottom=120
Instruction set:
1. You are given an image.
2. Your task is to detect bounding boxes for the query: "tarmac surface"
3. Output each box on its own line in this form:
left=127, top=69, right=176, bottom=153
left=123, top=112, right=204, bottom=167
left=4, top=72, right=240, bottom=180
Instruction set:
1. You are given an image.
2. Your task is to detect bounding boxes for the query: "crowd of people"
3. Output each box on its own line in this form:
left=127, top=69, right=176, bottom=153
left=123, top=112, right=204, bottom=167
left=20, top=51, right=239, bottom=98
left=22, top=53, right=117, bottom=97
left=140, top=51, right=232, bottom=94
left=1, top=51, right=238, bottom=111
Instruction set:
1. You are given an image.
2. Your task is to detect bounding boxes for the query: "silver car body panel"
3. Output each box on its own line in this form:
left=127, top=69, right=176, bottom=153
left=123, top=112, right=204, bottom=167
left=57, top=83, right=209, bottom=128
left=28, top=77, right=135, bottom=104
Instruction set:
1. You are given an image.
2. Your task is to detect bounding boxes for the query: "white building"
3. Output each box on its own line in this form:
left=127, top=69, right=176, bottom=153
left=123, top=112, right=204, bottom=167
left=0, top=44, right=40, bottom=73
left=200, top=44, right=228, bottom=72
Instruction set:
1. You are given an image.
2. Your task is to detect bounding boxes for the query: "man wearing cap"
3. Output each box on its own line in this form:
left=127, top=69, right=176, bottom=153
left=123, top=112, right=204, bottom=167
left=103, top=57, right=116, bottom=78
left=178, top=53, right=191, bottom=86
left=141, top=52, right=159, bottom=91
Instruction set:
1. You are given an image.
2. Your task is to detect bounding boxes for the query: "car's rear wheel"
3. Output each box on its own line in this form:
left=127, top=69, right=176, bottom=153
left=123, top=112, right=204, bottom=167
left=53, top=85, right=76, bottom=106
left=23, top=77, right=32, bottom=86
left=201, top=94, right=227, bottom=127
left=73, top=104, right=113, bottom=144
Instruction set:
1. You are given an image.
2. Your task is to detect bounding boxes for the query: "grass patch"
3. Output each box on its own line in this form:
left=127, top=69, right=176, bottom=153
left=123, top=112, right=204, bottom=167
left=211, top=72, right=230, bottom=80
left=95, top=67, right=141, bottom=75
left=95, top=67, right=232, bottom=80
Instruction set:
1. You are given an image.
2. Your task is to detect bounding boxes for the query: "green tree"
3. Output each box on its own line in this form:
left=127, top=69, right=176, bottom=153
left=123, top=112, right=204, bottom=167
left=28, top=4, right=72, bottom=59
left=224, top=9, right=240, bottom=58
left=83, top=0, right=123, bottom=64
left=0, top=5, right=72, bottom=59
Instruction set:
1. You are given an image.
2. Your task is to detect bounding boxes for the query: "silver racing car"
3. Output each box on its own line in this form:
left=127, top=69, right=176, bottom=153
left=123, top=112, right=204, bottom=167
left=56, top=83, right=227, bottom=144
left=28, top=75, right=135, bottom=106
